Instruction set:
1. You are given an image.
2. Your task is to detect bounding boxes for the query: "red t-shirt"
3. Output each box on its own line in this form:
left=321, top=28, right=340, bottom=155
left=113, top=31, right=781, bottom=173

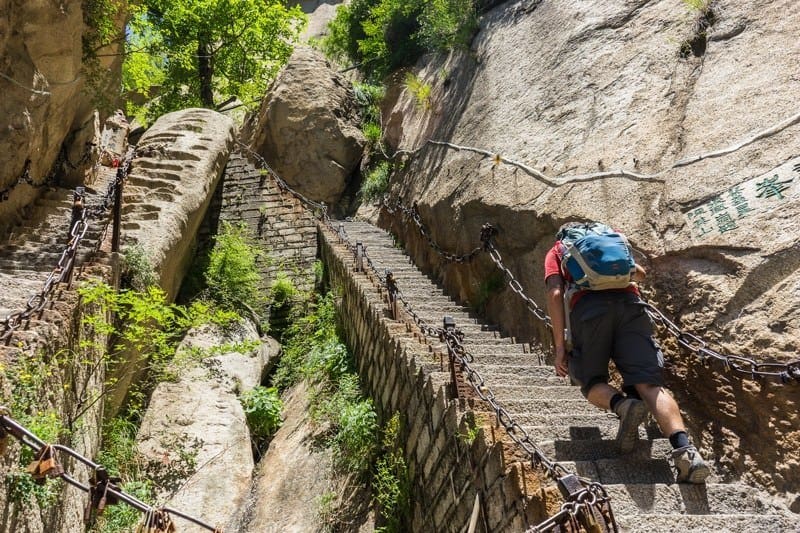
left=544, top=241, right=639, bottom=307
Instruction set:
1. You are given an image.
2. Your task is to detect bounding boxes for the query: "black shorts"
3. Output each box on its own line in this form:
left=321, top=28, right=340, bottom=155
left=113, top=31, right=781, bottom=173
left=568, top=291, right=664, bottom=396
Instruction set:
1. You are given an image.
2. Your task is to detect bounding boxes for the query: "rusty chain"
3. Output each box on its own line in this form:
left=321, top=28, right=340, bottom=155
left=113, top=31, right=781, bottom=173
left=524, top=483, right=616, bottom=532
left=0, top=146, right=135, bottom=344
left=381, top=199, right=485, bottom=263
left=1, top=142, right=98, bottom=203
left=0, top=408, right=220, bottom=532
left=644, top=304, right=800, bottom=384
left=382, top=199, right=799, bottom=385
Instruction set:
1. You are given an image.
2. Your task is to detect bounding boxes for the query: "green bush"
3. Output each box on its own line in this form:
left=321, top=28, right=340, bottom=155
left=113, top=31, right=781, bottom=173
left=403, top=72, right=431, bottom=109
left=417, top=0, right=478, bottom=50
left=363, top=121, right=383, bottom=144
left=271, top=293, right=377, bottom=476
left=270, top=271, right=297, bottom=306
left=374, top=413, right=410, bottom=532
left=121, top=243, right=158, bottom=291
left=334, top=398, right=378, bottom=472
left=353, top=82, right=385, bottom=124
left=322, top=0, right=477, bottom=80
left=272, top=294, right=338, bottom=390
left=360, top=162, right=392, bottom=201
left=205, top=222, right=263, bottom=312
left=240, top=386, right=283, bottom=443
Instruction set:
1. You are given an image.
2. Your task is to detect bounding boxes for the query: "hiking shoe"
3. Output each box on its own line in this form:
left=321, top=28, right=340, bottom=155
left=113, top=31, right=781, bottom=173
left=613, top=398, right=647, bottom=453
left=672, top=445, right=711, bottom=483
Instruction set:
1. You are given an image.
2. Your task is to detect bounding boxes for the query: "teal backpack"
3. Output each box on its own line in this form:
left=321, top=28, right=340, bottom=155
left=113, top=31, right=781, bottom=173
left=556, top=222, right=636, bottom=291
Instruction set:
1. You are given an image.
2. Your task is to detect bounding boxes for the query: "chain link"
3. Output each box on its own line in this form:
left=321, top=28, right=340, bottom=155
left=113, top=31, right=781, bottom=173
left=0, top=147, right=135, bottom=344
left=0, top=408, right=219, bottom=532
left=1, top=142, right=98, bottom=202
left=525, top=483, right=617, bottom=532
left=381, top=199, right=486, bottom=263
left=644, top=304, right=800, bottom=384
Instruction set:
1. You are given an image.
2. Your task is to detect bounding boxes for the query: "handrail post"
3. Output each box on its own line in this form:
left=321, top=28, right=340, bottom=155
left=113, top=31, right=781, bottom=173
left=111, top=176, right=123, bottom=253
left=444, top=316, right=459, bottom=400
left=355, top=242, right=363, bottom=272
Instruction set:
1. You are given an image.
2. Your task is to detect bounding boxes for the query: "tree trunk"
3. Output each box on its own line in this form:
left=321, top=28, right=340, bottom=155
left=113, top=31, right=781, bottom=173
left=198, top=37, right=214, bottom=108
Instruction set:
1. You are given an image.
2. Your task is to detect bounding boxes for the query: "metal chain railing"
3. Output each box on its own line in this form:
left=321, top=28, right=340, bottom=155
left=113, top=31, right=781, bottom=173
left=324, top=220, right=617, bottom=532
left=1, top=142, right=98, bottom=202
left=0, top=146, right=135, bottom=344
left=0, top=407, right=221, bottom=532
left=381, top=199, right=485, bottom=263
left=381, top=199, right=800, bottom=385
left=644, top=304, right=800, bottom=384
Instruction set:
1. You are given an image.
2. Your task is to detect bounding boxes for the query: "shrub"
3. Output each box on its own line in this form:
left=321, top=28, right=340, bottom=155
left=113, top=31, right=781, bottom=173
left=360, top=162, right=392, bottom=201
left=240, top=386, right=283, bottom=443
left=374, top=413, right=410, bottom=532
left=353, top=82, right=385, bottom=130
left=417, top=0, right=478, bottom=50
left=322, top=0, right=477, bottom=80
left=121, top=243, right=158, bottom=291
left=363, top=121, right=383, bottom=144
left=270, top=271, right=297, bottom=306
left=205, top=222, right=263, bottom=312
left=333, top=398, right=378, bottom=472
left=404, top=72, right=431, bottom=109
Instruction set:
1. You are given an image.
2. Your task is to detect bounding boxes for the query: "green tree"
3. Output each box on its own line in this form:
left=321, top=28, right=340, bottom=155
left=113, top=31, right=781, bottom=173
left=126, top=0, right=306, bottom=119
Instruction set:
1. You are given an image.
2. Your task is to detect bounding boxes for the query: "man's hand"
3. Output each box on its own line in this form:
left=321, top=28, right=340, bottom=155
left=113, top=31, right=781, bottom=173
left=554, top=345, right=569, bottom=377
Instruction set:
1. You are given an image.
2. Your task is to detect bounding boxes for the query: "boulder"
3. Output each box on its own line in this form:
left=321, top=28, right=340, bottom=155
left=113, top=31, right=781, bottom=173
left=243, top=45, right=365, bottom=206
left=122, top=108, right=235, bottom=301
left=374, top=0, right=800, bottom=496
left=136, top=321, right=279, bottom=532
left=0, top=0, right=123, bottom=227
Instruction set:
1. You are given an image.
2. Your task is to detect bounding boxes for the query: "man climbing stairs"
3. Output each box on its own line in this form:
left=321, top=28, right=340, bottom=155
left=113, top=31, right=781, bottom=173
left=334, top=220, right=798, bottom=532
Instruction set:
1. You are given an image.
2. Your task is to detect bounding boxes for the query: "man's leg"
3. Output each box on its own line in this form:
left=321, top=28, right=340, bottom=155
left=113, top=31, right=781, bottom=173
left=635, top=383, right=710, bottom=483
left=586, top=382, right=646, bottom=453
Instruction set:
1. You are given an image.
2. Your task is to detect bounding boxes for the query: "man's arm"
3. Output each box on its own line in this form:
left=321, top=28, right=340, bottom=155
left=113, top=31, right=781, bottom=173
left=545, top=274, right=568, bottom=377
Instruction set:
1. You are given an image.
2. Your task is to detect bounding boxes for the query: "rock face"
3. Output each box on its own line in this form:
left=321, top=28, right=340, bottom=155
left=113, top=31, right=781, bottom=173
left=123, top=108, right=235, bottom=301
left=108, top=108, right=235, bottom=415
left=136, top=321, right=279, bottom=532
left=235, top=381, right=360, bottom=533
left=291, top=0, right=346, bottom=40
left=243, top=45, right=365, bottom=206
left=373, top=0, right=800, bottom=502
left=0, top=0, right=123, bottom=229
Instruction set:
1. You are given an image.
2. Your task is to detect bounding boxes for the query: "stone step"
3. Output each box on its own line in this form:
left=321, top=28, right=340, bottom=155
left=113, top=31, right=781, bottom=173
left=613, top=513, right=798, bottom=533
left=467, top=352, right=547, bottom=366
left=487, top=384, right=581, bottom=400
left=500, top=398, right=607, bottom=417
left=501, top=411, right=619, bottom=427
left=520, top=421, right=657, bottom=442
left=470, top=364, right=561, bottom=379
left=471, top=372, right=570, bottom=388
left=607, top=482, right=789, bottom=516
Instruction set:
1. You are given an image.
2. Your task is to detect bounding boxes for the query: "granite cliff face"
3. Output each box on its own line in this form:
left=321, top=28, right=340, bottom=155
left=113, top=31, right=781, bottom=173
left=372, top=0, right=800, bottom=505
left=0, top=0, right=124, bottom=231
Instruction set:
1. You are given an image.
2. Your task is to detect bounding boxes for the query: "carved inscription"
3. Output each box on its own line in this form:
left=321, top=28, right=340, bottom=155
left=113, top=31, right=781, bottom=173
left=685, top=158, right=799, bottom=238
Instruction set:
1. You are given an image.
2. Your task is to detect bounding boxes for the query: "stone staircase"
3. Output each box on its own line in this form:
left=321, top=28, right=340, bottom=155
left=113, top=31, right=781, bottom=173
left=198, top=151, right=318, bottom=333
left=0, top=168, right=116, bottom=347
left=336, top=220, right=800, bottom=533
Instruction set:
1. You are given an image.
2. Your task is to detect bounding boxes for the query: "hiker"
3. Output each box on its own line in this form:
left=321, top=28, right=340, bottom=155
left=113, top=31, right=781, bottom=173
left=543, top=221, right=710, bottom=483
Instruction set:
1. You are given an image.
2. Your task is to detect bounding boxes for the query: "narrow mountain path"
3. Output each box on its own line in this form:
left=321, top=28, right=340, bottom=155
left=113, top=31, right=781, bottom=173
left=336, top=220, right=798, bottom=532
left=0, top=165, right=117, bottom=348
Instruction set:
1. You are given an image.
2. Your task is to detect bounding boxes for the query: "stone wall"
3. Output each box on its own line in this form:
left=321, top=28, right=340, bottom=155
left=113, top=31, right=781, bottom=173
left=0, top=264, right=112, bottom=533
left=318, top=224, right=536, bottom=532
